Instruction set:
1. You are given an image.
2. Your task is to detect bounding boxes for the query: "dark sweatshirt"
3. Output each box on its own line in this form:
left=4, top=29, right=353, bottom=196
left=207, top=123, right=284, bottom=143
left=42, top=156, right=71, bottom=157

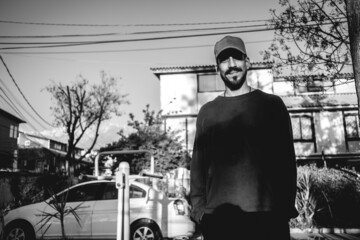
left=190, top=89, right=298, bottom=223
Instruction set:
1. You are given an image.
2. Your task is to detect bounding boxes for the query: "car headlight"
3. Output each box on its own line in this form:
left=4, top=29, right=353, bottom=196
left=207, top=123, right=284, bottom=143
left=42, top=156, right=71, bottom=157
left=173, top=199, right=186, bottom=215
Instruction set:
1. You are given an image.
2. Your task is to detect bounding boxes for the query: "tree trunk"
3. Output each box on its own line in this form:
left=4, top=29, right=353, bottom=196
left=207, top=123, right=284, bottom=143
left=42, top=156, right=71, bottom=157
left=346, top=0, right=360, bottom=120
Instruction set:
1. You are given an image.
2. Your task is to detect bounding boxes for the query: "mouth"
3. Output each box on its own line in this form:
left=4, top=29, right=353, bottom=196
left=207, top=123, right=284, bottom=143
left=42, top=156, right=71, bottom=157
left=225, top=68, right=242, bottom=75
left=226, top=71, right=241, bottom=79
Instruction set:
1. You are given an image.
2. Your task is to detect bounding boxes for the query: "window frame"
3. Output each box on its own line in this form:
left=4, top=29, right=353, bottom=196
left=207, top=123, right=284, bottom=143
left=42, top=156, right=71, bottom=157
left=291, top=114, right=316, bottom=143
left=198, top=73, right=225, bottom=93
left=343, top=111, right=360, bottom=141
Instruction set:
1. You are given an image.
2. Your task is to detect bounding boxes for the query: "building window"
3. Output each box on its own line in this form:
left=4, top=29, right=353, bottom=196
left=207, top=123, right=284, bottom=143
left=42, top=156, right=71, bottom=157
left=54, top=143, right=62, bottom=151
left=291, top=115, right=314, bottom=141
left=294, top=77, right=335, bottom=94
left=9, top=125, right=18, bottom=139
left=198, top=74, right=225, bottom=92
left=9, top=125, right=13, bottom=138
left=344, top=112, right=360, bottom=139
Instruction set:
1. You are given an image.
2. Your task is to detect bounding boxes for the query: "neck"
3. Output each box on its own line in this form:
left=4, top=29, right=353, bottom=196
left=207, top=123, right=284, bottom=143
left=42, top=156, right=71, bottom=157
left=224, top=84, right=252, bottom=97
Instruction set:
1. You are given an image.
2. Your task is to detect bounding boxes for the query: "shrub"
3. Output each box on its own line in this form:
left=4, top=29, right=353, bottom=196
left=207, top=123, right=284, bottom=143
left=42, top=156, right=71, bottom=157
left=4, top=174, right=69, bottom=210
left=291, top=165, right=360, bottom=229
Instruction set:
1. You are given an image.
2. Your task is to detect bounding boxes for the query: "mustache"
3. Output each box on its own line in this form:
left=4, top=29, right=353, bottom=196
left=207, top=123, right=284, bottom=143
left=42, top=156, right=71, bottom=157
left=225, top=66, right=243, bottom=75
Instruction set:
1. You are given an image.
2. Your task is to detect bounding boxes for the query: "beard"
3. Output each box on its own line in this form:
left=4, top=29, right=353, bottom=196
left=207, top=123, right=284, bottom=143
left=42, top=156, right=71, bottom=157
left=220, top=67, right=248, bottom=91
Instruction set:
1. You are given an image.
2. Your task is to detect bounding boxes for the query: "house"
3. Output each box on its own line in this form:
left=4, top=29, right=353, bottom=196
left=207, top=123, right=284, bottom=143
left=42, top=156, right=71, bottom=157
left=0, top=108, right=25, bottom=170
left=151, top=63, right=360, bottom=170
left=17, top=132, right=88, bottom=175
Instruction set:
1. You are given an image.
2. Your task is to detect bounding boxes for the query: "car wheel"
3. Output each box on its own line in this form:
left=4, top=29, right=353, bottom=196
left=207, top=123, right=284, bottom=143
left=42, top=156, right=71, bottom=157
left=131, top=220, right=162, bottom=240
left=4, top=222, right=35, bottom=240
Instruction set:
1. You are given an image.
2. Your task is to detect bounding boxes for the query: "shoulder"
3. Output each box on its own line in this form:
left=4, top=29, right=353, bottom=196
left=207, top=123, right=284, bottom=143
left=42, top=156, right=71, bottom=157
left=256, top=90, right=285, bottom=105
left=198, top=97, right=221, bottom=115
left=253, top=90, right=288, bottom=114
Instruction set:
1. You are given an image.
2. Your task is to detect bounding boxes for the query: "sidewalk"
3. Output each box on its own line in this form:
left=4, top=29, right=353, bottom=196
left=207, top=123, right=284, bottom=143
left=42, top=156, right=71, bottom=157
left=189, top=230, right=360, bottom=240
left=291, top=232, right=360, bottom=240
left=291, top=228, right=360, bottom=240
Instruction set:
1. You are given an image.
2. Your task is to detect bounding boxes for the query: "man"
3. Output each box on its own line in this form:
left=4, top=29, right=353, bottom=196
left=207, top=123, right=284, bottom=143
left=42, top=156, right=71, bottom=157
left=190, top=35, right=298, bottom=240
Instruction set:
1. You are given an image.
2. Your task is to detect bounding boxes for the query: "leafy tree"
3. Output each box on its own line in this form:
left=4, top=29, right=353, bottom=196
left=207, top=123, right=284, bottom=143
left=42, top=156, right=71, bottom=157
left=101, top=105, right=191, bottom=174
left=45, top=71, right=128, bottom=176
left=263, top=0, right=350, bottom=77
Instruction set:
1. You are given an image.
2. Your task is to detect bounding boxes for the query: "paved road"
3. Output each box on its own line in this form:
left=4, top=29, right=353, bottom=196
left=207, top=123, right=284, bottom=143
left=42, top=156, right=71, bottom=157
left=291, top=233, right=360, bottom=240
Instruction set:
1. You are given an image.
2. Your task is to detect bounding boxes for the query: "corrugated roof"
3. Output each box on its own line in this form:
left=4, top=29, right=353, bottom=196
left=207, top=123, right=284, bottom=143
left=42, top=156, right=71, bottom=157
left=151, top=61, right=273, bottom=75
left=281, top=92, right=358, bottom=109
left=274, top=72, right=354, bottom=81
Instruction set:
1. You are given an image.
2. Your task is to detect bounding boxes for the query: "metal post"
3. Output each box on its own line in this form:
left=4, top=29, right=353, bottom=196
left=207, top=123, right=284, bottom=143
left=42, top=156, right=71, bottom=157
left=94, top=154, right=100, bottom=176
left=116, top=161, right=130, bottom=240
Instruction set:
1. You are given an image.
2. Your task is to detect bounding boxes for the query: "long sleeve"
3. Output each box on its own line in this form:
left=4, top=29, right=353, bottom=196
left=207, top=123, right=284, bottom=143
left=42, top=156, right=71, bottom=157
left=190, top=117, right=207, bottom=223
left=274, top=97, right=298, bottom=219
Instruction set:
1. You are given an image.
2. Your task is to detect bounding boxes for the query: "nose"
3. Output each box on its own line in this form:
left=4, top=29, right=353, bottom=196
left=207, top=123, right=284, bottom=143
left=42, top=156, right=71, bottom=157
left=228, top=57, right=236, bottom=67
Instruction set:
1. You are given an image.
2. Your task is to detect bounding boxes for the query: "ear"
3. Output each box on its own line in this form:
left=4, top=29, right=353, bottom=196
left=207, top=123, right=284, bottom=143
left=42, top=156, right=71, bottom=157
left=245, top=57, right=251, bottom=69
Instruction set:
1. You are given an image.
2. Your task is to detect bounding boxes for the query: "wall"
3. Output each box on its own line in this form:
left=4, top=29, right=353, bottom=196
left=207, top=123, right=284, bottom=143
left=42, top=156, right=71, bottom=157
left=315, top=111, right=347, bottom=154
left=0, top=114, right=18, bottom=168
left=160, top=73, right=198, bottom=116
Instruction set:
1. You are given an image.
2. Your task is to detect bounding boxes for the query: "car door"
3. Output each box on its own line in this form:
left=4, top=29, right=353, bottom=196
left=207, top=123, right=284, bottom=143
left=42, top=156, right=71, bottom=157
left=41, top=182, right=103, bottom=239
left=91, top=182, right=147, bottom=239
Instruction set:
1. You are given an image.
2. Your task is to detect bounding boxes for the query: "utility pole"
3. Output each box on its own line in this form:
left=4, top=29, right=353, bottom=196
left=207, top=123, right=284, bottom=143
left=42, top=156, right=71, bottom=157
left=346, top=0, right=360, bottom=119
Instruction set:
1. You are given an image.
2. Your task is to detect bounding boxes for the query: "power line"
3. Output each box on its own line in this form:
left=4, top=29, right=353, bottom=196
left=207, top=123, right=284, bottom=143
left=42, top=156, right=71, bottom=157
left=0, top=20, right=347, bottom=51
left=0, top=55, right=54, bottom=127
left=0, top=77, right=50, bottom=129
left=0, top=27, right=274, bottom=51
left=0, top=25, right=268, bottom=44
left=0, top=24, right=268, bottom=40
left=0, top=17, right=347, bottom=41
left=0, top=19, right=269, bottom=27
left=0, top=40, right=273, bottom=55
left=0, top=92, right=26, bottom=120
left=0, top=94, right=48, bottom=135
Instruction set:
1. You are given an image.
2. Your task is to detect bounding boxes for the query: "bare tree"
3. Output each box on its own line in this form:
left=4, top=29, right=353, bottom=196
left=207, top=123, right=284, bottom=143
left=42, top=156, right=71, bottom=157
left=263, top=0, right=360, bottom=119
left=263, top=0, right=351, bottom=76
left=45, top=71, right=128, bottom=175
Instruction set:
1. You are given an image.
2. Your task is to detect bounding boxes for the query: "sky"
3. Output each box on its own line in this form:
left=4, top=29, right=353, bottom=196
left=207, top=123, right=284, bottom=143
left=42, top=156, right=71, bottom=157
left=0, top=0, right=283, bottom=149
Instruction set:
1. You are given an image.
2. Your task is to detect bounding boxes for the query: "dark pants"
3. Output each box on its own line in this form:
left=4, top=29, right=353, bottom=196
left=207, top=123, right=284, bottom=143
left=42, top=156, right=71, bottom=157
left=200, top=210, right=291, bottom=240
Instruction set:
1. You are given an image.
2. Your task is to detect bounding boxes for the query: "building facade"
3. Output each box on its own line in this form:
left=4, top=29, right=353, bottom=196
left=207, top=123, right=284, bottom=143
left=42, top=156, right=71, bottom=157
left=0, top=108, right=25, bottom=169
left=17, top=132, right=87, bottom=174
left=152, top=64, right=360, bottom=170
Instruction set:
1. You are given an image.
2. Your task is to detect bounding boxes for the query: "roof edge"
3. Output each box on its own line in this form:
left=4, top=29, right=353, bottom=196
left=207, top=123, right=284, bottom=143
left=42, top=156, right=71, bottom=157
left=151, top=61, right=274, bottom=75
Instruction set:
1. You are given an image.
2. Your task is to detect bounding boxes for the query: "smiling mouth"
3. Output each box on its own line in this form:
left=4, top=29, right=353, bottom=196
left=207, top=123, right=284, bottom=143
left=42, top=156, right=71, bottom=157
left=225, top=68, right=242, bottom=75
left=227, top=71, right=241, bottom=77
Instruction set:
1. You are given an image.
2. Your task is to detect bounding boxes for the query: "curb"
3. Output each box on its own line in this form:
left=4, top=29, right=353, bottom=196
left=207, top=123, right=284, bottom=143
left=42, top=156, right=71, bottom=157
left=290, top=228, right=360, bottom=234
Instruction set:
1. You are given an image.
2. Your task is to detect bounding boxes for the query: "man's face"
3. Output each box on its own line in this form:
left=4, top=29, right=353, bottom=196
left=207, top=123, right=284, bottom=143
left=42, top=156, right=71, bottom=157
left=217, top=48, right=250, bottom=90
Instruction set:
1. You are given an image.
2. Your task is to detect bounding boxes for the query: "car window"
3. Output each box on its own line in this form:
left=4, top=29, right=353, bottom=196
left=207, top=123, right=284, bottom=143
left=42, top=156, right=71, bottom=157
left=101, top=183, right=146, bottom=200
left=59, top=183, right=103, bottom=202
left=102, top=182, right=117, bottom=200
left=129, top=185, right=146, bottom=199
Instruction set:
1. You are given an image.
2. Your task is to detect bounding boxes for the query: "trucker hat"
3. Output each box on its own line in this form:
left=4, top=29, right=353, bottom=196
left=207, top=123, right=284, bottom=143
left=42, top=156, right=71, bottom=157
left=214, top=35, right=247, bottom=59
